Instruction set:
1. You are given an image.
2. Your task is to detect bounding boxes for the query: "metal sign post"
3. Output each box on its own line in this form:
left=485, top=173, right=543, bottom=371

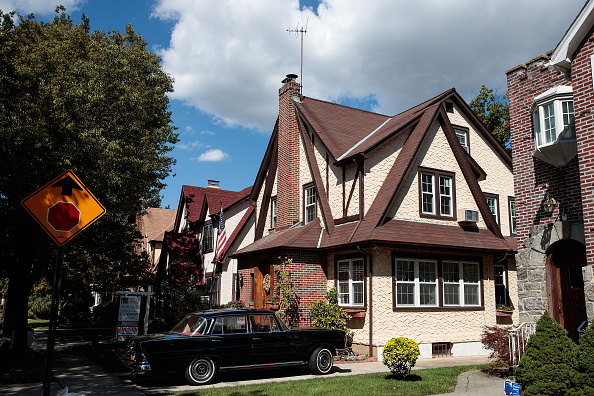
left=42, top=246, right=65, bottom=396
left=21, top=170, right=105, bottom=396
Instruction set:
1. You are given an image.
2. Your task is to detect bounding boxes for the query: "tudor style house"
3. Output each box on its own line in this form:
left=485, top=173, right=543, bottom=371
left=136, top=207, right=176, bottom=274
left=506, top=0, right=594, bottom=340
left=233, top=75, right=517, bottom=358
left=156, top=181, right=253, bottom=305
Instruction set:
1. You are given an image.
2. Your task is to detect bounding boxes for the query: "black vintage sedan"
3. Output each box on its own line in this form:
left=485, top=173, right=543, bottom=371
left=122, top=309, right=348, bottom=385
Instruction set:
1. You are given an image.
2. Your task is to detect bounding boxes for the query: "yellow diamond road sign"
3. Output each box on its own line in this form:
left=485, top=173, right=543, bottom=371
left=21, top=170, right=106, bottom=246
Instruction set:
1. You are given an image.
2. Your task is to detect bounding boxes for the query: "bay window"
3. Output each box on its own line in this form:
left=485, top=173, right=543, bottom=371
left=533, top=86, right=575, bottom=148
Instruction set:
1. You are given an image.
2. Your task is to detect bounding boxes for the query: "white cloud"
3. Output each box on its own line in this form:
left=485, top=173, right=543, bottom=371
left=195, top=149, right=229, bottom=162
left=0, top=0, right=83, bottom=15
left=201, top=130, right=216, bottom=136
left=151, top=0, right=584, bottom=132
left=177, top=141, right=207, bottom=151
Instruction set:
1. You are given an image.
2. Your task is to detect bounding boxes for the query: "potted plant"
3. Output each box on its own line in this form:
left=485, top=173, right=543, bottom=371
left=267, top=296, right=280, bottom=310
left=496, top=305, right=514, bottom=317
left=229, top=300, right=245, bottom=309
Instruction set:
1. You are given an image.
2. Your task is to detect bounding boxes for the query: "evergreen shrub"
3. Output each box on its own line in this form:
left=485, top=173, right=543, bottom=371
left=30, top=296, right=51, bottom=319
left=514, top=311, right=577, bottom=396
left=381, top=337, right=420, bottom=377
left=570, top=322, right=594, bottom=395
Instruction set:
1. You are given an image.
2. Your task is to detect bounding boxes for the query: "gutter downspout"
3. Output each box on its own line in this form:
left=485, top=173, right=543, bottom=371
left=357, top=246, right=373, bottom=358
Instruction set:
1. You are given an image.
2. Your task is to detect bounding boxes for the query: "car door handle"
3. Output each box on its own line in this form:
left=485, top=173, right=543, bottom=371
left=212, top=339, right=221, bottom=342
left=252, top=337, right=261, bottom=341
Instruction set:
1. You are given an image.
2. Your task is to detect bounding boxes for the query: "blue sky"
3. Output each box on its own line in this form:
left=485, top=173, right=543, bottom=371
left=2, top=0, right=586, bottom=209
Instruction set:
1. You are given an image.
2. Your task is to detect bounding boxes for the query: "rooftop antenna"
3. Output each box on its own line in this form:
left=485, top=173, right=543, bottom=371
left=287, top=17, right=308, bottom=95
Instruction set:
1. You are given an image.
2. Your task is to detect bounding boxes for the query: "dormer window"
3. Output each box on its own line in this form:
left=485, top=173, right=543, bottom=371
left=532, top=86, right=575, bottom=148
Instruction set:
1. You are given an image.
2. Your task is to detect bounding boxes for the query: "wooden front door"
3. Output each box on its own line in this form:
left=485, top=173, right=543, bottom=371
left=254, top=266, right=264, bottom=308
left=545, top=240, right=587, bottom=341
left=253, top=255, right=273, bottom=308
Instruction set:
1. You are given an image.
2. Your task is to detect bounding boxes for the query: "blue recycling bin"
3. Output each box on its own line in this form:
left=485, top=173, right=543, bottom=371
left=505, top=380, right=521, bottom=395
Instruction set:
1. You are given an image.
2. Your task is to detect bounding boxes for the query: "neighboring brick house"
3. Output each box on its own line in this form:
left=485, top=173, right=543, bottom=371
left=136, top=207, right=176, bottom=274
left=233, top=75, right=517, bottom=358
left=506, top=0, right=594, bottom=340
left=156, top=181, right=254, bottom=304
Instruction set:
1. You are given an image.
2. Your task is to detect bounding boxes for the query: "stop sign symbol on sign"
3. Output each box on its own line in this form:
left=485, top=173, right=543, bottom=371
left=47, top=201, right=81, bottom=232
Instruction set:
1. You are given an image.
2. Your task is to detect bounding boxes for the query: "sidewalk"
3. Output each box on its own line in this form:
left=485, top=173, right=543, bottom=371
left=0, top=334, right=504, bottom=395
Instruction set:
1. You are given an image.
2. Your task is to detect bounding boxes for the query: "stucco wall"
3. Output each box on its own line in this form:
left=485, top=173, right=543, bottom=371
left=447, top=104, right=515, bottom=236
left=328, top=246, right=519, bottom=355
left=387, top=122, right=487, bottom=229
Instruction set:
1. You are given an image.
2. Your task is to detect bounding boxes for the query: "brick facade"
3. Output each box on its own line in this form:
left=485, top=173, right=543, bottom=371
left=237, top=250, right=327, bottom=326
left=277, top=77, right=301, bottom=228
left=506, top=34, right=594, bottom=323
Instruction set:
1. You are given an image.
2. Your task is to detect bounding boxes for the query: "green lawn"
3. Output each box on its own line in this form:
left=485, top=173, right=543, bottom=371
left=173, top=364, right=488, bottom=396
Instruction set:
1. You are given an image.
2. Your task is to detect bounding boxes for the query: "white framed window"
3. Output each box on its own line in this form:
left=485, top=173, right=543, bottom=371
left=508, top=198, right=517, bottom=235
left=485, top=194, right=499, bottom=225
left=394, top=259, right=438, bottom=307
left=304, top=184, right=316, bottom=224
left=454, top=128, right=469, bottom=153
left=419, top=168, right=455, bottom=219
left=337, top=258, right=364, bottom=307
left=442, top=261, right=481, bottom=307
left=271, top=197, right=277, bottom=228
left=533, top=86, right=575, bottom=148
left=421, top=173, right=435, bottom=214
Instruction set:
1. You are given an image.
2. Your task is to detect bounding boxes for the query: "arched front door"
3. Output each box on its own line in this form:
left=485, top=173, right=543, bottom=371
left=253, top=255, right=273, bottom=308
left=545, top=239, right=587, bottom=341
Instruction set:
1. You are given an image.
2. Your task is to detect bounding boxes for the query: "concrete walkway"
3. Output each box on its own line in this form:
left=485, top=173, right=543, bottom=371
left=0, top=334, right=505, bottom=395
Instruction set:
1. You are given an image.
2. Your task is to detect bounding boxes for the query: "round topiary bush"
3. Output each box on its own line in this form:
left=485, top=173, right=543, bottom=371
left=382, top=337, right=420, bottom=377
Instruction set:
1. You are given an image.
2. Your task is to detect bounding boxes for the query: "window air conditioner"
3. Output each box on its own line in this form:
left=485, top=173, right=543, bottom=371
left=457, top=208, right=479, bottom=224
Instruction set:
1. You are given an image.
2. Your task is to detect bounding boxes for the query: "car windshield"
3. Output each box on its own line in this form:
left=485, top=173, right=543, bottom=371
left=171, top=314, right=209, bottom=335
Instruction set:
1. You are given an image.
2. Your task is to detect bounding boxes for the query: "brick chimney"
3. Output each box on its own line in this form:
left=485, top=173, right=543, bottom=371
left=277, top=74, right=301, bottom=227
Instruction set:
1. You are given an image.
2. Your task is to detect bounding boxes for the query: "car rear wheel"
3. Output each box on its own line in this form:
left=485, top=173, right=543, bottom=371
left=309, top=347, right=333, bottom=375
left=184, top=357, right=218, bottom=385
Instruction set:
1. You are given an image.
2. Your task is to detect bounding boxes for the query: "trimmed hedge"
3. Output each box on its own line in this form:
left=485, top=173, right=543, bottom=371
left=382, top=337, right=420, bottom=377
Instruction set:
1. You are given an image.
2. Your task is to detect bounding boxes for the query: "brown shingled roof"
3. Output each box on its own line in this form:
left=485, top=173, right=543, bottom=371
left=179, top=184, right=252, bottom=225
left=139, top=207, right=176, bottom=242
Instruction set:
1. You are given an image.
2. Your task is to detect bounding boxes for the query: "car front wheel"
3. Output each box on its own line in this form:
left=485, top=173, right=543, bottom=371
left=184, top=357, right=218, bottom=385
left=309, top=347, right=333, bottom=375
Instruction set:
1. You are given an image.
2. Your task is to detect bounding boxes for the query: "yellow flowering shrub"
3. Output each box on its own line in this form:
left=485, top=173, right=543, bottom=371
left=382, top=337, right=420, bottom=377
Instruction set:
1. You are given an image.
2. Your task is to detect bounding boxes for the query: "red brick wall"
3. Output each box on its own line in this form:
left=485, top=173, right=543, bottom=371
left=237, top=250, right=328, bottom=326
left=506, top=56, right=583, bottom=245
left=571, top=33, right=594, bottom=269
left=277, top=78, right=301, bottom=228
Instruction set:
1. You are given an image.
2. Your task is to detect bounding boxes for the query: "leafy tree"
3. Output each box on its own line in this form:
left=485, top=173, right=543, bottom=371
left=0, top=8, right=178, bottom=351
left=469, top=85, right=510, bottom=153
left=514, top=311, right=577, bottom=396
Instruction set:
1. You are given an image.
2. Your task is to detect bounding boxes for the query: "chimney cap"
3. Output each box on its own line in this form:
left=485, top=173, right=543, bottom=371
left=282, top=73, right=298, bottom=83
left=207, top=180, right=220, bottom=188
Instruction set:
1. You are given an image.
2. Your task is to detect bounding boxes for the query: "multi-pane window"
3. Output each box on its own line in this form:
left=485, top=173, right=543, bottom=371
left=442, top=261, right=480, bottom=307
left=271, top=197, right=277, bottom=228
left=421, top=173, right=435, bottom=214
left=509, top=198, right=517, bottom=235
left=494, top=265, right=507, bottom=307
left=439, top=177, right=452, bottom=216
left=533, top=86, right=575, bottom=148
left=454, top=128, right=469, bottom=152
left=337, top=259, right=364, bottom=307
left=202, top=223, right=213, bottom=252
left=419, top=169, right=454, bottom=219
left=394, top=259, right=438, bottom=307
left=304, top=185, right=316, bottom=224
left=485, top=194, right=499, bottom=225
